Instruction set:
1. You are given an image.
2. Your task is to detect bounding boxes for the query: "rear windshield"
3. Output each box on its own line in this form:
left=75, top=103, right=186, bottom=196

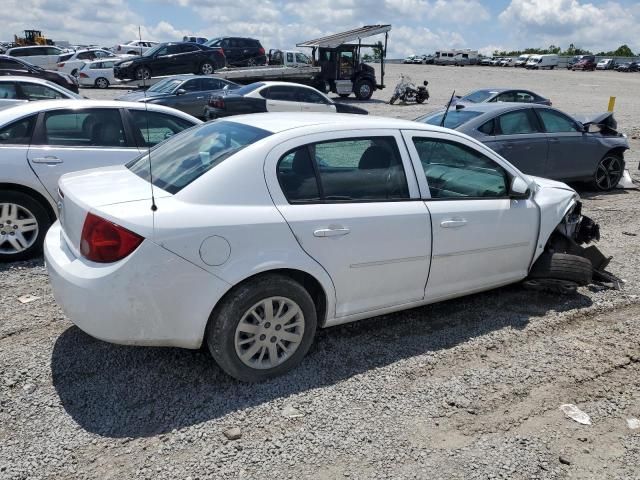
left=416, top=110, right=483, bottom=129
left=127, top=121, right=272, bottom=194
left=461, top=90, right=495, bottom=103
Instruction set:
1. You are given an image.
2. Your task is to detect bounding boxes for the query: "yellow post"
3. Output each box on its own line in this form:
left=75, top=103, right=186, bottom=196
left=608, top=96, right=616, bottom=112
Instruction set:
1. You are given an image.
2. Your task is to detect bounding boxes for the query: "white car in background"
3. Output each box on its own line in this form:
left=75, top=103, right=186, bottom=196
left=0, top=76, right=81, bottom=110
left=5, top=45, right=68, bottom=70
left=44, top=113, right=600, bottom=382
left=0, top=99, right=201, bottom=261
left=110, top=40, right=158, bottom=56
left=499, top=58, right=513, bottom=67
left=78, top=59, right=118, bottom=89
left=56, top=49, right=132, bottom=77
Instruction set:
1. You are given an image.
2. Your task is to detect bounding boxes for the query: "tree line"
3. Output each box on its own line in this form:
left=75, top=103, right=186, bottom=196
left=492, top=44, right=635, bottom=57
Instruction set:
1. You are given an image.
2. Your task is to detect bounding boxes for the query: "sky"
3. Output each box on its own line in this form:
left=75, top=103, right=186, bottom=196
left=2, top=0, right=640, bottom=57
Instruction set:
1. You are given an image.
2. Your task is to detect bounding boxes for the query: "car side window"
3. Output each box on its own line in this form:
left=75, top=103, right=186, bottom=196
left=495, top=91, right=518, bottom=102
left=77, top=51, right=93, bottom=60
left=0, top=115, right=37, bottom=144
left=154, top=46, right=169, bottom=57
left=0, top=82, right=19, bottom=99
left=42, top=109, right=126, bottom=147
left=19, top=83, right=65, bottom=100
left=286, top=52, right=294, bottom=63
left=496, top=110, right=537, bottom=135
left=267, top=86, right=297, bottom=101
left=0, top=59, right=21, bottom=69
left=128, top=110, right=194, bottom=147
left=179, top=44, right=198, bottom=53
left=166, top=45, right=181, bottom=55
left=95, top=50, right=110, bottom=58
left=277, top=137, right=409, bottom=203
left=412, top=138, right=508, bottom=199
left=181, top=79, right=201, bottom=92
left=201, top=78, right=222, bottom=90
left=538, top=109, right=580, bottom=133
left=477, top=119, right=495, bottom=135
left=295, top=87, right=327, bottom=104
left=101, top=61, right=115, bottom=68
left=516, top=91, right=535, bottom=102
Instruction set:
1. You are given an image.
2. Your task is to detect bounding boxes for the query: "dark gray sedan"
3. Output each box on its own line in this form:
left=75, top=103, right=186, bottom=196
left=416, top=103, right=628, bottom=191
left=116, top=75, right=239, bottom=119
left=451, top=88, right=551, bottom=107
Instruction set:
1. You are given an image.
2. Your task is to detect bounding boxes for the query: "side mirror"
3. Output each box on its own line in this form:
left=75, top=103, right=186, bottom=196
left=176, top=88, right=186, bottom=96
left=585, top=123, right=601, bottom=133
left=510, top=176, right=530, bottom=199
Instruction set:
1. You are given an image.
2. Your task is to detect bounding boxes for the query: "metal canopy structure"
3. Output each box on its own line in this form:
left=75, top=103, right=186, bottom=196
left=297, top=25, right=392, bottom=49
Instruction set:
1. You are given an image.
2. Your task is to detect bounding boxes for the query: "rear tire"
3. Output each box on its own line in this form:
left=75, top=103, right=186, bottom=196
left=199, top=62, right=214, bottom=75
left=206, top=274, right=317, bottom=382
left=389, top=95, right=398, bottom=105
left=94, top=77, right=109, bottom=89
left=0, top=191, right=51, bottom=263
left=528, top=252, right=592, bottom=286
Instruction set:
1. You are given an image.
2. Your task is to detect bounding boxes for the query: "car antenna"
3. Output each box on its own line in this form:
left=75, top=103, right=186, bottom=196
left=440, top=90, right=456, bottom=128
left=139, top=25, right=157, bottom=212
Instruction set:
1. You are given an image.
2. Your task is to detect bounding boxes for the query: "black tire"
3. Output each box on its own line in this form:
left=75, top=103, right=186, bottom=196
left=0, top=191, right=51, bottom=263
left=71, top=68, right=78, bottom=77
left=416, top=96, right=426, bottom=104
left=528, top=252, right=592, bottom=286
left=389, top=95, right=398, bottom=105
left=593, top=154, right=624, bottom=191
left=206, top=274, right=317, bottom=382
left=199, top=61, right=214, bottom=75
left=354, top=79, right=374, bottom=100
left=135, top=66, right=151, bottom=80
left=246, top=57, right=257, bottom=67
left=94, top=77, right=109, bottom=89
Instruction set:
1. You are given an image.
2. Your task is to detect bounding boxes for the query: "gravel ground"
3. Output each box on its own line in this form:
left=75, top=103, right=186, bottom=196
left=1, top=64, right=640, bottom=479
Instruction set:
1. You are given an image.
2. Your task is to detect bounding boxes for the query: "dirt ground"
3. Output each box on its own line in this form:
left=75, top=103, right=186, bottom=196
left=1, top=64, right=639, bottom=480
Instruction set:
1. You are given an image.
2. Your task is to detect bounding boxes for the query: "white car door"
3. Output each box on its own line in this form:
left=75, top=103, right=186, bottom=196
left=402, top=130, right=539, bottom=302
left=292, top=86, right=337, bottom=113
left=262, top=85, right=301, bottom=112
left=26, top=107, right=139, bottom=198
left=265, top=129, right=431, bottom=318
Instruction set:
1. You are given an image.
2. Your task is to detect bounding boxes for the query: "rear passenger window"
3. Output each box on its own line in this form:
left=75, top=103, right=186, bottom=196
left=497, top=110, right=537, bottom=135
left=0, top=82, right=19, bottom=99
left=0, top=115, right=37, bottom=144
left=277, top=137, right=409, bottom=203
left=42, top=109, right=126, bottom=147
left=478, top=119, right=495, bottom=135
left=19, top=83, right=65, bottom=100
left=413, top=138, right=508, bottom=198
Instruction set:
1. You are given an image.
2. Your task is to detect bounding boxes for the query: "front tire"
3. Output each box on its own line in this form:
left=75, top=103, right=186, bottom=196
left=135, top=66, right=151, bottom=80
left=94, top=77, right=109, bottom=89
left=593, top=154, right=623, bottom=191
left=206, top=274, right=317, bottom=382
left=389, top=94, right=398, bottom=105
left=0, top=192, right=51, bottom=262
left=354, top=79, right=374, bottom=100
left=200, top=62, right=214, bottom=75
left=528, top=252, right=592, bottom=287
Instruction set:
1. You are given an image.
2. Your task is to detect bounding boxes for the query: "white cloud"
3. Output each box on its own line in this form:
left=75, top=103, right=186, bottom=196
left=499, top=0, right=639, bottom=52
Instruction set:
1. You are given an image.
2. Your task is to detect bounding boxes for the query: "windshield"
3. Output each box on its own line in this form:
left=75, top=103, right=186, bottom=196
left=142, top=43, right=165, bottom=57
left=148, top=78, right=182, bottom=93
left=461, top=90, right=495, bottom=103
left=127, top=121, right=272, bottom=194
left=233, top=83, right=264, bottom=95
left=416, top=110, right=483, bottom=129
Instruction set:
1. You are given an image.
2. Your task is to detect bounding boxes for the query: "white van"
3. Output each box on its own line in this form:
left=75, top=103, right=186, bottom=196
left=514, top=54, right=531, bottom=67
left=5, top=45, right=67, bottom=70
left=525, top=54, right=559, bottom=70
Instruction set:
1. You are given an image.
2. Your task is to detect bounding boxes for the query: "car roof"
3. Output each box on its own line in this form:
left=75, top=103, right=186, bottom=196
left=220, top=112, right=453, bottom=135
left=0, top=99, right=200, bottom=125
left=7, top=45, right=61, bottom=51
left=0, top=75, right=59, bottom=86
left=256, top=81, right=320, bottom=89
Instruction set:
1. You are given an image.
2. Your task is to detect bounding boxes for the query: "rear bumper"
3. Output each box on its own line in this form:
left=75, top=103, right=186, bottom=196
left=45, top=222, right=230, bottom=349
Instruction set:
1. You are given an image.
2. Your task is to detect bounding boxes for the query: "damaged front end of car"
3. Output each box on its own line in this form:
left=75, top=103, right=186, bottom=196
left=525, top=181, right=622, bottom=293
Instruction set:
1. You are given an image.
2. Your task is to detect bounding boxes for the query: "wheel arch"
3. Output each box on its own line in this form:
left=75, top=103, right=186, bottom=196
left=0, top=183, right=56, bottom=223
left=602, top=146, right=627, bottom=160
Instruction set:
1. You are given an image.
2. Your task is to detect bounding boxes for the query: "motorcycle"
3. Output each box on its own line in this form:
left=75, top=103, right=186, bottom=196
left=389, top=74, right=429, bottom=104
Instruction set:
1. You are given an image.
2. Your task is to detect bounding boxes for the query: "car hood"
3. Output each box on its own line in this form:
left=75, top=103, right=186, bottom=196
left=116, top=90, right=168, bottom=102
left=572, top=111, right=616, bottom=128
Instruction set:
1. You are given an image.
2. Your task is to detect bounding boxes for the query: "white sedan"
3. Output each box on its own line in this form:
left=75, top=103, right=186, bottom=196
left=45, top=113, right=601, bottom=381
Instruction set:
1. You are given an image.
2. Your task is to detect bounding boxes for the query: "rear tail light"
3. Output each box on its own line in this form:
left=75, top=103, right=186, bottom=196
left=209, top=96, right=224, bottom=109
left=57, top=62, right=65, bottom=67
left=80, top=212, right=144, bottom=263
left=79, top=72, right=89, bottom=78
left=258, top=47, right=265, bottom=56
left=117, top=45, right=121, bottom=51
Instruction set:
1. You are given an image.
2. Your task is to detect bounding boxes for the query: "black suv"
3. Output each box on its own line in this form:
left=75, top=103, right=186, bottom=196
left=204, top=37, right=266, bottom=66
left=113, top=42, right=226, bottom=81
left=0, top=55, right=79, bottom=92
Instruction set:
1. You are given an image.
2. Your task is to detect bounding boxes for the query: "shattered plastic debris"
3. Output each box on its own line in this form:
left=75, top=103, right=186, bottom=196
left=627, top=418, right=640, bottom=430
left=559, top=404, right=591, bottom=425
left=17, top=295, right=40, bottom=304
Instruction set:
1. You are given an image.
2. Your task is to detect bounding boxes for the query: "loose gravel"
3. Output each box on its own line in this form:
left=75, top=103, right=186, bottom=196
left=1, top=64, right=639, bottom=479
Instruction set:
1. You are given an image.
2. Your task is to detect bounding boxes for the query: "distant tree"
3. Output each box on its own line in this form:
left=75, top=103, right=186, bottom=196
left=372, top=41, right=384, bottom=61
left=362, top=53, right=373, bottom=62
left=613, top=44, right=634, bottom=56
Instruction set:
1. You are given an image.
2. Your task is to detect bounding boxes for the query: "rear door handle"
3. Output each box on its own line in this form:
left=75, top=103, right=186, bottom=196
left=313, top=227, right=350, bottom=237
left=440, top=219, right=467, bottom=228
left=31, top=156, right=62, bottom=164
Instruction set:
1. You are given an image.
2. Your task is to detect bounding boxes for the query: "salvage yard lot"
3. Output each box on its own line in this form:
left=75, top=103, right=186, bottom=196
left=1, top=64, right=639, bottom=479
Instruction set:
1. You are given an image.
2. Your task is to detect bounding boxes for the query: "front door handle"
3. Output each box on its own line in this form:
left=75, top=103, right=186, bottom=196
left=313, top=227, right=350, bottom=237
left=31, top=156, right=62, bottom=164
left=440, top=219, right=467, bottom=228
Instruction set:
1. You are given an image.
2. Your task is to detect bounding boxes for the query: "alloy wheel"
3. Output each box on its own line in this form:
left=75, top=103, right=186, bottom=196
left=234, top=296, right=305, bottom=370
left=0, top=203, right=39, bottom=255
left=136, top=68, right=151, bottom=80
left=95, top=78, right=109, bottom=89
left=595, top=156, right=623, bottom=191
left=201, top=63, right=214, bottom=75
left=359, top=83, right=372, bottom=98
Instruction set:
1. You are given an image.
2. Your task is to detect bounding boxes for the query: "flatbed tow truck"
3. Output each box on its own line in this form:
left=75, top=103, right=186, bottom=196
left=121, top=25, right=390, bottom=100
